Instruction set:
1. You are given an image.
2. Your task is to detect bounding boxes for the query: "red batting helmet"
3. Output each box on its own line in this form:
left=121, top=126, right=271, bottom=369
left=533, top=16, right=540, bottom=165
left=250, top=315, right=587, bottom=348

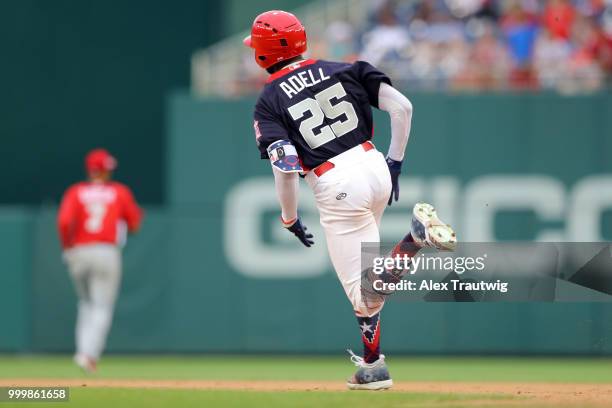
left=85, top=148, right=117, bottom=173
left=243, top=10, right=307, bottom=69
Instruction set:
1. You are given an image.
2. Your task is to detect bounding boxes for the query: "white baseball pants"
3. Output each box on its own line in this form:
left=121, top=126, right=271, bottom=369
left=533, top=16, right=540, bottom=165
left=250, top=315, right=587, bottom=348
left=64, top=244, right=121, bottom=360
left=306, top=143, right=392, bottom=317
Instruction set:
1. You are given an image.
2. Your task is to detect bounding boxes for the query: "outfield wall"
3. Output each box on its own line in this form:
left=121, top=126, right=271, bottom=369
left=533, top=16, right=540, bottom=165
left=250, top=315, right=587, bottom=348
left=1, top=92, right=611, bottom=354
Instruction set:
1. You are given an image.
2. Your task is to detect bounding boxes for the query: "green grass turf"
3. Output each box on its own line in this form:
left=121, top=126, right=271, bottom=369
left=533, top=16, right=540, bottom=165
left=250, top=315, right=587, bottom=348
left=1, top=355, right=612, bottom=383
left=1, top=389, right=514, bottom=408
left=1, top=355, right=611, bottom=407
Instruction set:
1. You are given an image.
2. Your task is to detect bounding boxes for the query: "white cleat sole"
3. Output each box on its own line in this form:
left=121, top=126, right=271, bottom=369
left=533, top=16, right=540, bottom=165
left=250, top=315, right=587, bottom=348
left=347, top=379, right=393, bottom=390
left=413, top=203, right=457, bottom=251
left=73, top=354, right=97, bottom=374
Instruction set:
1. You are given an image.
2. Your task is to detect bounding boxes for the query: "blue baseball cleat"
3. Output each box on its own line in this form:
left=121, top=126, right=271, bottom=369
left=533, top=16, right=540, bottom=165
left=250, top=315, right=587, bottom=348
left=411, top=202, right=457, bottom=251
left=346, top=350, right=393, bottom=390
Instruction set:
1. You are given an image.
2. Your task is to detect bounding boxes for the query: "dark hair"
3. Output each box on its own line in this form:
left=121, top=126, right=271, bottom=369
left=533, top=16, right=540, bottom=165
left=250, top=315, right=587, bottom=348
left=266, top=55, right=304, bottom=74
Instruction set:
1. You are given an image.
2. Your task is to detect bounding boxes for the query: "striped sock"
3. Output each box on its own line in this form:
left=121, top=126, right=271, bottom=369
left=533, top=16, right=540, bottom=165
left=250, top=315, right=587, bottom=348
left=357, top=313, right=381, bottom=363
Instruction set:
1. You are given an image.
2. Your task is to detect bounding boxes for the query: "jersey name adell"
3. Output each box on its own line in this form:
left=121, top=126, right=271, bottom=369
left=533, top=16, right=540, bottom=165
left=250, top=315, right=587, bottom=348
left=253, top=59, right=391, bottom=169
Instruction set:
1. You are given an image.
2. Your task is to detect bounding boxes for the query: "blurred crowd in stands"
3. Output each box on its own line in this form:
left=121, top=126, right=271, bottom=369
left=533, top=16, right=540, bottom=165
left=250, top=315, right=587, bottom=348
left=238, top=0, right=612, bottom=94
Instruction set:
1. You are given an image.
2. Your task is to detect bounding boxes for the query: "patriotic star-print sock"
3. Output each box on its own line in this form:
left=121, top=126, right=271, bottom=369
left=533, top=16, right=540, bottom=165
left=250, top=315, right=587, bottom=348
left=391, top=233, right=419, bottom=258
left=375, top=233, right=420, bottom=285
left=357, top=313, right=381, bottom=364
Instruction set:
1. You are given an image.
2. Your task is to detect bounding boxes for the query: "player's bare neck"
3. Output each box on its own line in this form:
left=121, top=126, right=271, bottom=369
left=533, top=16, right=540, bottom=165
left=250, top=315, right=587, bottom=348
left=89, top=179, right=108, bottom=184
left=88, top=174, right=111, bottom=184
left=266, top=56, right=305, bottom=74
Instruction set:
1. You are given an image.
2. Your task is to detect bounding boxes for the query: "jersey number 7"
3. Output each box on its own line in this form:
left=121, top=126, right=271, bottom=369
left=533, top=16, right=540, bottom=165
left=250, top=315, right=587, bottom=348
left=288, top=82, right=358, bottom=149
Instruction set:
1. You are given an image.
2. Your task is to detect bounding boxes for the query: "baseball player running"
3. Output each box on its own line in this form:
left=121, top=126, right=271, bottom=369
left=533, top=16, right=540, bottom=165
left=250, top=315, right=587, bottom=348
left=244, top=11, right=456, bottom=390
left=57, top=149, right=143, bottom=373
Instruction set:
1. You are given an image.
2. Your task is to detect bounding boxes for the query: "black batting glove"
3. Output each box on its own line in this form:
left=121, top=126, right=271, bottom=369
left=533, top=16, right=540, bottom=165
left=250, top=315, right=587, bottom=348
left=283, top=217, right=314, bottom=247
left=386, top=157, right=402, bottom=206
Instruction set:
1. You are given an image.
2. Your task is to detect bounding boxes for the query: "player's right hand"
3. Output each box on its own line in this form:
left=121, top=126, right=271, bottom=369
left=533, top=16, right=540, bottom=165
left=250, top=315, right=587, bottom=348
left=282, top=217, right=314, bottom=247
left=61, top=249, right=73, bottom=264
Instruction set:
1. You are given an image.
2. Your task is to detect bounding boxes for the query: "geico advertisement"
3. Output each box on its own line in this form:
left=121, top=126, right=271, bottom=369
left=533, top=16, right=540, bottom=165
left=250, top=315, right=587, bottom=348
left=225, top=175, right=612, bottom=278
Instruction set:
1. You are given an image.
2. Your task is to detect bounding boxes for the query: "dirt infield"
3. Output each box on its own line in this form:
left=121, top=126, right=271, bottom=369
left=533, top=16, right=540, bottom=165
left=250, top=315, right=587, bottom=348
left=2, top=379, right=612, bottom=406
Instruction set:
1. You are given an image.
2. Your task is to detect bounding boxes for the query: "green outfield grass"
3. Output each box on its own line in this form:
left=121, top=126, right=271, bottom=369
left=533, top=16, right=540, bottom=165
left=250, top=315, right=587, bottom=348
left=2, top=355, right=612, bottom=382
left=1, top=355, right=611, bottom=407
left=1, top=388, right=510, bottom=408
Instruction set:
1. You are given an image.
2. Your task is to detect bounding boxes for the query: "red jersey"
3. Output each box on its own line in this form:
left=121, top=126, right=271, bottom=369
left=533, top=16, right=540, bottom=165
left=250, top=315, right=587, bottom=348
left=57, top=181, right=143, bottom=249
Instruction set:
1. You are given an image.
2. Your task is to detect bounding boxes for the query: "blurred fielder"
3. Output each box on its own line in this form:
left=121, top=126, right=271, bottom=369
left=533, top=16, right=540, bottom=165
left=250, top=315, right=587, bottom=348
left=244, top=11, right=457, bottom=390
left=57, top=148, right=143, bottom=373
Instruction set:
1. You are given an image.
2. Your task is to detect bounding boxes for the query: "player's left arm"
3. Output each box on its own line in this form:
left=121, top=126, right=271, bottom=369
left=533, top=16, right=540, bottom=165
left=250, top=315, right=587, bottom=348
left=379, top=82, right=413, bottom=164
left=119, top=185, right=144, bottom=234
left=353, top=60, right=414, bottom=205
left=378, top=82, right=413, bottom=205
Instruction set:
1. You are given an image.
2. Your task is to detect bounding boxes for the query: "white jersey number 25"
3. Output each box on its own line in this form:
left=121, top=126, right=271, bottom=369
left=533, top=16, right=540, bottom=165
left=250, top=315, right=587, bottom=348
left=288, top=82, right=358, bottom=149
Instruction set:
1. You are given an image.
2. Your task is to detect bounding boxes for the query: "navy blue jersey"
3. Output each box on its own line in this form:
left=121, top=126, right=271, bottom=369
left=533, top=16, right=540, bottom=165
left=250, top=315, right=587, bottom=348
left=253, top=59, right=391, bottom=169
